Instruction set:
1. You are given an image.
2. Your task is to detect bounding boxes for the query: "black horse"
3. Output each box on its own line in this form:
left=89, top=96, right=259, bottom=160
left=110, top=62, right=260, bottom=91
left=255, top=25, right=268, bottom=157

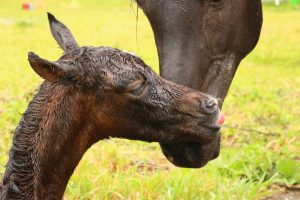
left=136, top=0, right=263, bottom=168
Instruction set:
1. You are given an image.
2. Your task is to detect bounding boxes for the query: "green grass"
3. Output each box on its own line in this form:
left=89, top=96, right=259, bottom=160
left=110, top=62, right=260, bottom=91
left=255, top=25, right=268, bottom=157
left=0, top=1, right=299, bottom=199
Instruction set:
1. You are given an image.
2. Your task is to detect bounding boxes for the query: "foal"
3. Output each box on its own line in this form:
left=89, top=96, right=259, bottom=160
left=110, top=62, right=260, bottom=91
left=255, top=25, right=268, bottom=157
left=0, top=13, right=223, bottom=199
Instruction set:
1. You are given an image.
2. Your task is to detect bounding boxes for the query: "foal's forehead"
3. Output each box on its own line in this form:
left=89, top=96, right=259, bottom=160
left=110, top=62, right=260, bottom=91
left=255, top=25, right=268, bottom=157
left=59, top=46, right=148, bottom=72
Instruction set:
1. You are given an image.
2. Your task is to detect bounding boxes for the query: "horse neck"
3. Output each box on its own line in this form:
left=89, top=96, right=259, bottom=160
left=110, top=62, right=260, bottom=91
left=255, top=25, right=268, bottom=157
left=1, top=82, right=102, bottom=200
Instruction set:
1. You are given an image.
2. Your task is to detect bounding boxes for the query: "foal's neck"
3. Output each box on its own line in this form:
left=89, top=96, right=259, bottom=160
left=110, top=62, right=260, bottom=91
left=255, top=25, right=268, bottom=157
left=1, top=82, right=101, bottom=199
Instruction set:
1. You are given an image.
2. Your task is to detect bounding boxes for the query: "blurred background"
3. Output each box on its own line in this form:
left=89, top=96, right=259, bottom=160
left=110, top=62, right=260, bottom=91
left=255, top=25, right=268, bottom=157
left=0, top=0, right=299, bottom=199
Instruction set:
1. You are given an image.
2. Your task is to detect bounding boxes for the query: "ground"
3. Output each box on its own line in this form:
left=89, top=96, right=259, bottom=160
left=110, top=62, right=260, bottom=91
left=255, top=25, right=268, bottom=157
left=0, top=1, right=299, bottom=199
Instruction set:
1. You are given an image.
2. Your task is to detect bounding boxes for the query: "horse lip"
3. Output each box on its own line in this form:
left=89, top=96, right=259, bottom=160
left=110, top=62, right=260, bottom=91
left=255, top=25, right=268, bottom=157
left=197, top=112, right=223, bottom=134
left=203, top=124, right=221, bottom=133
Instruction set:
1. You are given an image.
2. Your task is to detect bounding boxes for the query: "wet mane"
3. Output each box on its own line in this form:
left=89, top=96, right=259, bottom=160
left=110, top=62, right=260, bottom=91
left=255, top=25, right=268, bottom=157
left=0, top=84, right=65, bottom=199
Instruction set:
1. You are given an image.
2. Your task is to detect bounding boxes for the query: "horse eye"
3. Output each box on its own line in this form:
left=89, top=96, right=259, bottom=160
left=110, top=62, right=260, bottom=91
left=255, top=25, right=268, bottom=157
left=210, top=0, right=224, bottom=6
left=126, top=78, right=147, bottom=96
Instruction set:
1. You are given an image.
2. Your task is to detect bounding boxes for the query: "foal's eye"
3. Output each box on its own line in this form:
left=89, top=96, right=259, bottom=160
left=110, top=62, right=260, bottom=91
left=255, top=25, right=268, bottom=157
left=126, top=77, right=147, bottom=96
left=210, top=0, right=224, bottom=6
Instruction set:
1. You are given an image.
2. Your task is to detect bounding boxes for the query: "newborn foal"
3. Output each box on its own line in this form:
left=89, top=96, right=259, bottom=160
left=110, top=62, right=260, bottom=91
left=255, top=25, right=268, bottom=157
left=0, top=13, right=223, bottom=199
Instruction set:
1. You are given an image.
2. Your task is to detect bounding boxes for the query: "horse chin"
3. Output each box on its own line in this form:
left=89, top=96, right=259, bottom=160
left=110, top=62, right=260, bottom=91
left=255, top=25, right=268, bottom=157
left=159, top=135, right=220, bottom=168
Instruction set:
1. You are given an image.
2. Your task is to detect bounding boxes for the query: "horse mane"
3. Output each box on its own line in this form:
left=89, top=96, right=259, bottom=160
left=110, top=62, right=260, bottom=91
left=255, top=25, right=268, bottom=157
left=1, top=84, right=53, bottom=199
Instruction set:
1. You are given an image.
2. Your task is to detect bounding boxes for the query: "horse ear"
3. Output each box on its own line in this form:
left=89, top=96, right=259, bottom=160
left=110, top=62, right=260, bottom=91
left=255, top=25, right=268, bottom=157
left=47, top=12, right=79, bottom=52
left=28, top=52, right=68, bottom=82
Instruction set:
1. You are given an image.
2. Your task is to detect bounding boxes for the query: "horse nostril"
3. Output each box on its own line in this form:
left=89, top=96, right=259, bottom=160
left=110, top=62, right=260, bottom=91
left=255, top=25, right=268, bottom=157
left=206, top=99, right=218, bottom=107
left=202, top=98, right=218, bottom=113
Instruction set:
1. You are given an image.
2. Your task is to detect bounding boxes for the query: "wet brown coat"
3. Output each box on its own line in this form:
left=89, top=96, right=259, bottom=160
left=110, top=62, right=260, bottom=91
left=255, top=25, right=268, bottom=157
left=0, top=13, right=222, bottom=199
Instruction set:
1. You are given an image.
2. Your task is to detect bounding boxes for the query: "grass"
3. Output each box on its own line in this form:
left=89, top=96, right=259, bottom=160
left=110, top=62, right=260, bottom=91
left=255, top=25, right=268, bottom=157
left=0, top=1, right=299, bottom=199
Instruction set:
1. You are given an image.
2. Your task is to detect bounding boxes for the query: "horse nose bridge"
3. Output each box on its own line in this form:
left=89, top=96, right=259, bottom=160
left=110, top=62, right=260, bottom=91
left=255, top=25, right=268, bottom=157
left=176, top=91, right=213, bottom=115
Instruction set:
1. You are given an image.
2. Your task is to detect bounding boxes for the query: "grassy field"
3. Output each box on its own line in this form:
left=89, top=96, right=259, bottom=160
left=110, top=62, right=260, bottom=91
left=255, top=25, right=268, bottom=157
left=0, top=1, right=299, bottom=199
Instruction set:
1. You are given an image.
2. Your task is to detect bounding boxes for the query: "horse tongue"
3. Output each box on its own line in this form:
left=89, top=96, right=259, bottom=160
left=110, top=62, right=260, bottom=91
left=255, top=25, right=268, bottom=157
left=216, top=114, right=225, bottom=126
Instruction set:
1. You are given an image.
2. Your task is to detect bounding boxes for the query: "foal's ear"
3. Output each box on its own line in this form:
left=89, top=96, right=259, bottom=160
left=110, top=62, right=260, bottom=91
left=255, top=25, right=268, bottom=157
left=47, top=12, right=79, bottom=52
left=28, top=52, right=69, bottom=82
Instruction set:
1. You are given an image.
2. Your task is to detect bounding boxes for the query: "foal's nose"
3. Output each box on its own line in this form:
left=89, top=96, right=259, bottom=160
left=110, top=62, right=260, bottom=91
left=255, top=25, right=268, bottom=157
left=201, top=98, right=219, bottom=113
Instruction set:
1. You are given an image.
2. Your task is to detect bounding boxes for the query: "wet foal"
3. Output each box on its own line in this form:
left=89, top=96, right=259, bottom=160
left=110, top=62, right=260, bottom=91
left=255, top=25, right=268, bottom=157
left=0, top=13, right=223, bottom=199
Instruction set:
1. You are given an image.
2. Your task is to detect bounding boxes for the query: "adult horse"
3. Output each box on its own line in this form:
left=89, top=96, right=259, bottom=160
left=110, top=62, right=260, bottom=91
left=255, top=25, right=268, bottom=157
left=136, top=0, right=263, bottom=168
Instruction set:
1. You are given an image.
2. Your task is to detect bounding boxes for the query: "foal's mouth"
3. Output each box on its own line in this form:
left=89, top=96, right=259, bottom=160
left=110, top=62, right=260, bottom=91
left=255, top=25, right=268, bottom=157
left=193, top=112, right=225, bottom=141
left=202, top=113, right=225, bottom=132
left=202, top=124, right=221, bottom=133
left=158, top=112, right=224, bottom=168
